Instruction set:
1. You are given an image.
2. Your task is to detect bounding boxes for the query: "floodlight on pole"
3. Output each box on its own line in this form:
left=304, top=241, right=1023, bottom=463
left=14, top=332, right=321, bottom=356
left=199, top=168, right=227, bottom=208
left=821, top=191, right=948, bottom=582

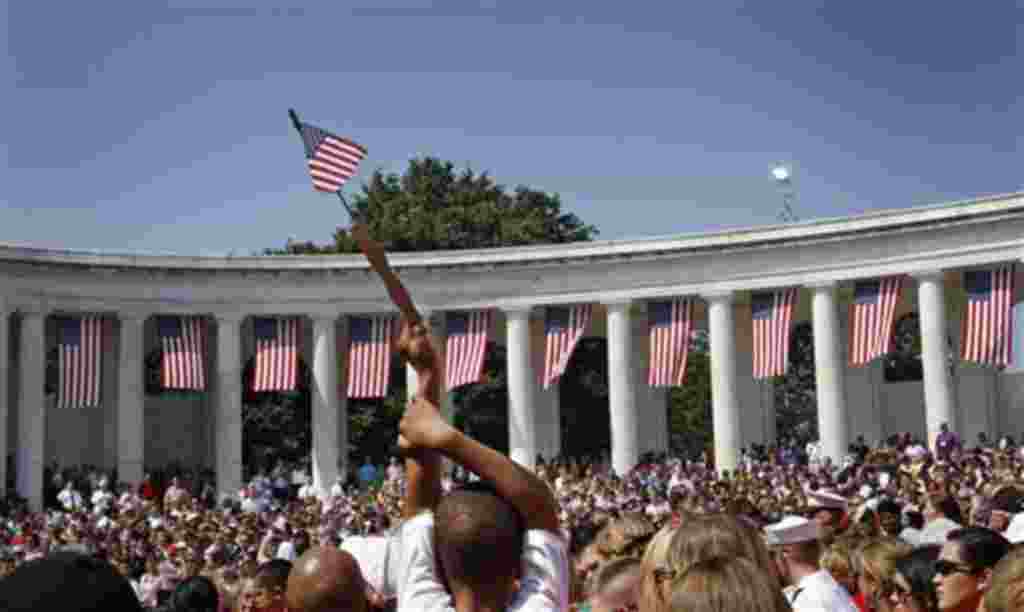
left=772, top=163, right=798, bottom=223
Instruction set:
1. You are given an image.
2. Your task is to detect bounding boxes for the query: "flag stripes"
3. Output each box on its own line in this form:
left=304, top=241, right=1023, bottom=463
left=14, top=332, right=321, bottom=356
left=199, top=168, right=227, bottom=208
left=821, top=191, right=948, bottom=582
left=445, top=310, right=492, bottom=390
left=57, top=316, right=103, bottom=409
left=648, top=298, right=693, bottom=387
left=848, top=276, right=904, bottom=366
left=348, top=315, right=395, bottom=398
left=961, top=265, right=1016, bottom=367
left=296, top=121, right=367, bottom=193
left=542, top=305, right=592, bottom=388
left=159, top=316, right=207, bottom=390
left=751, top=288, right=798, bottom=379
left=252, top=317, right=299, bottom=392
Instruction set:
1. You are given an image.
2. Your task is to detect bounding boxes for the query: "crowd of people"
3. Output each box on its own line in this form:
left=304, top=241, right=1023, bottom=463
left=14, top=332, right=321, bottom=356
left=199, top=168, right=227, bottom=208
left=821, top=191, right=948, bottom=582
left=2, top=424, right=1024, bottom=611
left=4, top=224, right=1024, bottom=612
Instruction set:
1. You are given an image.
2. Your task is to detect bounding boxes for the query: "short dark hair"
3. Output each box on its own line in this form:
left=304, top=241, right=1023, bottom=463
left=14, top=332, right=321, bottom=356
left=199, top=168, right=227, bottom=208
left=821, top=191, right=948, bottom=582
left=434, top=484, right=525, bottom=588
left=894, top=545, right=940, bottom=611
left=876, top=499, right=902, bottom=516
left=167, top=576, right=219, bottom=612
left=948, top=527, right=1011, bottom=571
left=258, top=559, right=294, bottom=590
left=0, top=552, right=143, bottom=612
left=934, top=496, right=964, bottom=525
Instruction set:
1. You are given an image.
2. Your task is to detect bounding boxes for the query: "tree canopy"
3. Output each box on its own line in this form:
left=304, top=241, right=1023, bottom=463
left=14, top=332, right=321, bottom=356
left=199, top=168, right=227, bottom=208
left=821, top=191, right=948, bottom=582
left=268, top=157, right=598, bottom=255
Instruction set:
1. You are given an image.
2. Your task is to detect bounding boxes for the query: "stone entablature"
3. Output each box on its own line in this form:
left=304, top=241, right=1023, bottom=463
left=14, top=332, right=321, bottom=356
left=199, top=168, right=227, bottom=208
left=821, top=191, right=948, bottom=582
left=1, top=192, right=1022, bottom=316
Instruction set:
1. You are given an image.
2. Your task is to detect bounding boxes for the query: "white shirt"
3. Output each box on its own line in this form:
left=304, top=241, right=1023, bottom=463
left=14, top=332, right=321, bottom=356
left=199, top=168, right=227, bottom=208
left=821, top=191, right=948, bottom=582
left=396, top=512, right=569, bottom=612
left=342, top=535, right=402, bottom=599
left=916, top=517, right=961, bottom=545
left=58, top=489, right=83, bottom=511
left=788, top=569, right=859, bottom=612
left=276, top=540, right=297, bottom=561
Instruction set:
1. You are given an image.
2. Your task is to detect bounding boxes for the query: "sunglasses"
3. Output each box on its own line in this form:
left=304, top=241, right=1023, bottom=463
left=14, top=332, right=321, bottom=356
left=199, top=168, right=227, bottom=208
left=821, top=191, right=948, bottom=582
left=934, top=560, right=978, bottom=577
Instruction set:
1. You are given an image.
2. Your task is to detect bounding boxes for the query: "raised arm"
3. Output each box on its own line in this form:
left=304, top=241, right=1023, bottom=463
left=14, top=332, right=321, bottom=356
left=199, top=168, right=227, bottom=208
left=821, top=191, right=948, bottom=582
left=350, top=223, right=420, bottom=325
left=350, top=222, right=442, bottom=518
left=401, top=397, right=560, bottom=534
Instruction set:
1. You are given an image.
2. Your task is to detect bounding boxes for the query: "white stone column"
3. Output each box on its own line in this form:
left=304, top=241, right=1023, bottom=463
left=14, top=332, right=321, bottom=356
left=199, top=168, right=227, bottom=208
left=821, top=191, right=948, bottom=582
left=607, top=301, right=640, bottom=474
left=705, top=292, right=741, bottom=473
left=337, top=318, right=350, bottom=480
left=505, top=307, right=537, bottom=469
left=916, top=271, right=957, bottom=450
left=215, top=314, right=243, bottom=499
left=311, top=316, right=340, bottom=497
left=0, top=299, right=8, bottom=496
left=117, top=313, right=146, bottom=486
left=810, top=282, right=849, bottom=464
left=17, top=307, right=46, bottom=510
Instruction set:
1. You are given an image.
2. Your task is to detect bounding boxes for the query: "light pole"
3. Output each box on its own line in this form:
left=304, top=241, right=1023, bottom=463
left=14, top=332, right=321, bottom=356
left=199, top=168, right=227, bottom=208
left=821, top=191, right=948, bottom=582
left=772, top=164, right=798, bottom=223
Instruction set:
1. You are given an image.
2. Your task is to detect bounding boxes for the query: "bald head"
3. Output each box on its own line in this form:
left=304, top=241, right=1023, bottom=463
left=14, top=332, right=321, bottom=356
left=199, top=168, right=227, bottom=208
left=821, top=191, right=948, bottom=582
left=286, top=547, right=368, bottom=612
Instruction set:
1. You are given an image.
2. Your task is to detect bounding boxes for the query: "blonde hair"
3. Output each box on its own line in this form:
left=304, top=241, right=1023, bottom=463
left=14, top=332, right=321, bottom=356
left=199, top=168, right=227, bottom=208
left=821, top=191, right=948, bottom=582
left=639, top=525, right=678, bottom=612
left=857, top=536, right=912, bottom=584
left=984, top=546, right=1024, bottom=612
left=668, top=556, right=791, bottom=612
left=649, top=514, right=783, bottom=612
left=596, top=513, right=657, bottom=560
left=820, top=536, right=860, bottom=590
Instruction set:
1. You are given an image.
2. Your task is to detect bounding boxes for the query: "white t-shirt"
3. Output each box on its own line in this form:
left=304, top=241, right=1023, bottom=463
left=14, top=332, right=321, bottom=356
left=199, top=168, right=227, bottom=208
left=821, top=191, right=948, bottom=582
left=396, top=512, right=569, bottom=612
left=788, top=569, right=859, bottom=612
left=342, top=535, right=402, bottom=599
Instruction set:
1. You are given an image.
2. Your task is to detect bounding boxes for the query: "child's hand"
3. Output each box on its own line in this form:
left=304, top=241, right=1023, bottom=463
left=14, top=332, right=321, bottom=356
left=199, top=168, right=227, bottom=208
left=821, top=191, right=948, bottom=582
left=399, top=397, right=454, bottom=451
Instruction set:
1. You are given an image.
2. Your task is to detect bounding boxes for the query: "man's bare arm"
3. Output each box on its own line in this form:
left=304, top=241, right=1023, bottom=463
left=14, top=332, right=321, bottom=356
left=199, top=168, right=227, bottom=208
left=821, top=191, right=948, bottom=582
left=349, top=222, right=442, bottom=518
left=401, top=398, right=560, bottom=533
left=350, top=223, right=420, bottom=325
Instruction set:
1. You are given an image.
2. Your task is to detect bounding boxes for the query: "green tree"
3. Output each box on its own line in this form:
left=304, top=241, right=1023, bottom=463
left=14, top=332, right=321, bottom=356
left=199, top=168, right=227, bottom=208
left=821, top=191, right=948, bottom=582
left=774, top=321, right=817, bottom=439
left=668, top=330, right=712, bottom=458
left=267, top=157, right=598, bottom=255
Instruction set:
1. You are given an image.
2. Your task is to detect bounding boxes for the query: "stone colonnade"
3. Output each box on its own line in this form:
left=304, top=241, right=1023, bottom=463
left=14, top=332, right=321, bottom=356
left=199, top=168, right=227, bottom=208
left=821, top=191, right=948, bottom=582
left=3, top=264, right=1014, bottom=511
left=2, top=193, right=1023, bottom=511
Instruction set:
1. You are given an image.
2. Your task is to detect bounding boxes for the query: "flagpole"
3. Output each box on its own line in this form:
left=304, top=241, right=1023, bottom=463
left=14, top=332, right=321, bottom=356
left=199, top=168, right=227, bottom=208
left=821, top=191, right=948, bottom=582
left=337, top=191, right=358, bottom=222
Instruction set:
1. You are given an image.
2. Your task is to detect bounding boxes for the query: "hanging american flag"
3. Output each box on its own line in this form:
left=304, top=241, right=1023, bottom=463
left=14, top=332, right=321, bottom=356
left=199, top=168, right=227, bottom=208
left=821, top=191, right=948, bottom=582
left=291, top=112, right=367, bottom=193
left=961, top=265, right=1016, bottom=367
left=252, top=317, right=300, bottom=392
left=56, top=316, right=103, bottom=409
left=348, top=315, right=395, bottom=399
left=848, top=276, right=904, bottom=366
left=542, top=305, right=592, bottom=389
left=446, top=310, right=492, bottom=390
left=648, top=298, right=693, bottom=387
left=751, top=288, right=798, bottom=379
left=158, top=316, right=207, bottom=390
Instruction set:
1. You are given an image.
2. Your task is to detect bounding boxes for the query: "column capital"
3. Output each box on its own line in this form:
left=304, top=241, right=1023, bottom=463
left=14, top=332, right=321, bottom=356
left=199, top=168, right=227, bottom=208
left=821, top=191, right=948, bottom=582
left=805, top=279, right=839, bottom=291
left=310, top=313, right=338, bottom=326
left=118, top=310, right=149, bottom=323
left=701, top=290, right=734, bottom=305
left=501, top=305, right=535, bottom=319
left=16, top=303, right=50, bottom=318
left=603, top=299, right=634, bottom=312
left=912, top=269, right=946, bottom=282
left=214, top=312, right=245, bottom=326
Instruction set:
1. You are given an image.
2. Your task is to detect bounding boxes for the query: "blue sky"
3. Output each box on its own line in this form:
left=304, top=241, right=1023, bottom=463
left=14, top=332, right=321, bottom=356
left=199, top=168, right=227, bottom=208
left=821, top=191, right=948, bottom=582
left=4, top=1, right=1022, bottom=255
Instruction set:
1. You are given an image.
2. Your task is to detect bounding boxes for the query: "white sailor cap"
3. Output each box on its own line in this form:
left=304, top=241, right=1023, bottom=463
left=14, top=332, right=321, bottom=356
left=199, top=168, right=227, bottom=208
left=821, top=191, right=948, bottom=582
left=806, top=490, right=848, bottom=512
left=764, top=515, right=822, bottom=546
